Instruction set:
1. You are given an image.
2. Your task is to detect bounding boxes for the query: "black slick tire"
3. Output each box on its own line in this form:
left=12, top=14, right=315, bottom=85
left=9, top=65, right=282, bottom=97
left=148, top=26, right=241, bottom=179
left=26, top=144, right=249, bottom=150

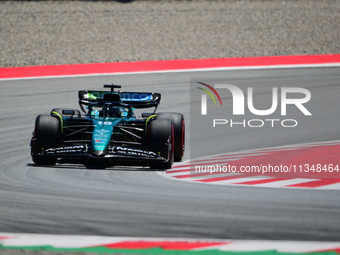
left=31, top=115, right=60, bottom=165
left=156, top=113, right=185, bottom=162
left=148, top=118, right=174, bottom=169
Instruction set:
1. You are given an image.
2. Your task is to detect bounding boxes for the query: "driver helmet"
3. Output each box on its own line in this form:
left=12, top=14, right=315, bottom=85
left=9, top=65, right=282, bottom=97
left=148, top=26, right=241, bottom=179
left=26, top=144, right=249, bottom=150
left=108, top=107, right=120, bottom=117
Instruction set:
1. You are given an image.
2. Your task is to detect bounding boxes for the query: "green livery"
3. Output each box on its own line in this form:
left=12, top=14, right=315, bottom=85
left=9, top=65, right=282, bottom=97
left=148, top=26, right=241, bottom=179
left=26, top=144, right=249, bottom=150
left=30, top=84, right=185, bottom=169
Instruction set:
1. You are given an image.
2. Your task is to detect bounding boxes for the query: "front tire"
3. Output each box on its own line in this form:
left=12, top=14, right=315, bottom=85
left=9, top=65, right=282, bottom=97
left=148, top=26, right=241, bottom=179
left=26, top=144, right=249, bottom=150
left=148, top=118, right=174, bottom=169
left=31, top=115, right=60, bottom=165
left=156, top=113, right=185, bottom=162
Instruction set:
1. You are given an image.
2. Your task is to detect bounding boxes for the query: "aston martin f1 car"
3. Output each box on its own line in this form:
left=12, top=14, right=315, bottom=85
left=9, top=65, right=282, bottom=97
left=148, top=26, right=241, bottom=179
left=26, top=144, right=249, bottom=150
left=30, top=84, right=185, bottom=169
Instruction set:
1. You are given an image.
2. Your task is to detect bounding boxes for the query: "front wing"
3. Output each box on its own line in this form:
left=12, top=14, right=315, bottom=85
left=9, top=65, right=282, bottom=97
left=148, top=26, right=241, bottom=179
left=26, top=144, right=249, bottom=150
left=32, top=145, right=172, bottom=165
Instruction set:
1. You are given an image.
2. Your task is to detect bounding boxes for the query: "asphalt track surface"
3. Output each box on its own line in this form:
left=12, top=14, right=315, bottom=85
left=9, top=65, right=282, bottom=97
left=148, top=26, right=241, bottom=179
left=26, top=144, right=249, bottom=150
left=1, top=67, right=340, bottom=241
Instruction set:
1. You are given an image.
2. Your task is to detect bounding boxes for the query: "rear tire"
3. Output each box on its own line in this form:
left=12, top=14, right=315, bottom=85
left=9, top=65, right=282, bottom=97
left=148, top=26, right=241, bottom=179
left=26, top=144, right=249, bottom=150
left=156, top=113, right=185, bottom=162
left=31, top=115, right=60, bottom=165
left=148, top=118, right=174, bottom=169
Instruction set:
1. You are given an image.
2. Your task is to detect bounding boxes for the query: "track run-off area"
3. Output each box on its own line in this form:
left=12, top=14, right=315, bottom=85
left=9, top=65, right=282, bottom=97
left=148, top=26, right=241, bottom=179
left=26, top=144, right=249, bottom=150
left=1, top=55, right=340, bottom=253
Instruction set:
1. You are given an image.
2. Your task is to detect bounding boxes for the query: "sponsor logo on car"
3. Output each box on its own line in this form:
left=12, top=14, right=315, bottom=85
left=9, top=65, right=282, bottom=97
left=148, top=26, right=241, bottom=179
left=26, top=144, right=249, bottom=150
left=114, top=146, right=157, bottom=157
left=45, top=145, right=85, bottom=154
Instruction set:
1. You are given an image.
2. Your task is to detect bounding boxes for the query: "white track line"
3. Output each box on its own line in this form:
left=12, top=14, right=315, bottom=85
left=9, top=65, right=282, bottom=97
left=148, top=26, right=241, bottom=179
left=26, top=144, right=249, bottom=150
left=315, top=182, right=340, bottom=190
left=196, top=176, right=274, bottom=185
left=252, top=178, right=319, bottom=188
left=205, top=240, right=340, bottom=253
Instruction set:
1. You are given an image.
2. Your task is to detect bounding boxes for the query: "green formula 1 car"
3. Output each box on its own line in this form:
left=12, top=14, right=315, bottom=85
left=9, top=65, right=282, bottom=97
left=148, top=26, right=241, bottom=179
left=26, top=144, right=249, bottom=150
left=30, top=84, right=185, bottom=169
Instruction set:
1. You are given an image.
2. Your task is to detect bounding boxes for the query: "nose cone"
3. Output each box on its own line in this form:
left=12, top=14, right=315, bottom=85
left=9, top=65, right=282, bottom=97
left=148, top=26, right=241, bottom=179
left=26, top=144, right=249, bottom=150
left=92, top=121, right=114, bottom=153
left=92, top=150, right=105, bottom=157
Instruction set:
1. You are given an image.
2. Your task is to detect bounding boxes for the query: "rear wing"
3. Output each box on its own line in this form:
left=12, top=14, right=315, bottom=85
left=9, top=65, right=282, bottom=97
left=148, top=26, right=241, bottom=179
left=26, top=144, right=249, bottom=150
left=78, top=90, right=161, bottom=110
